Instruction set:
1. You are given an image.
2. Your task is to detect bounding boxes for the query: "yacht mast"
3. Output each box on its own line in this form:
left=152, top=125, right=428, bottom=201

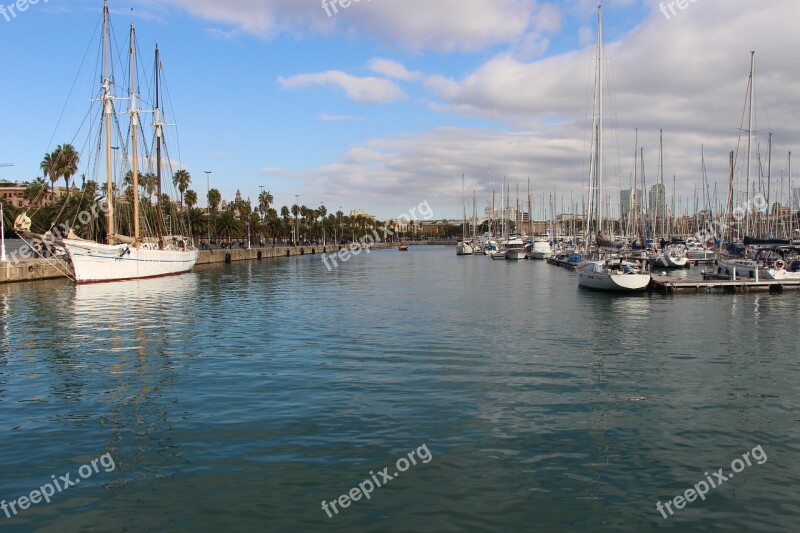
left=130, top=22, right=141, bottom=246
left=745, top=51, right=755, bottom=237
left=154, top=45, right=167, bottom=246
left=102, top=1, right=114, bottom=243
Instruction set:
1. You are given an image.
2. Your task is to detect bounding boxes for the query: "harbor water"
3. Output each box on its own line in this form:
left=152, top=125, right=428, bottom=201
left=1, top=246, right=798, bottom=531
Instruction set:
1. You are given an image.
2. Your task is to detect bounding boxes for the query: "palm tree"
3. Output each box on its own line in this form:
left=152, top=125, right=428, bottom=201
left=40, top=151, right=59, bottom=205
left=185, top=190, right=198, bottom=209
left=57, top=144, right=80, bottom=194
left=207, top=188, right=222, bottom=213
left=258, top=190, right=274, bottom=211
left=23, top=178, right=49, bottom=207
left=186, top=207, right=208, bottom=245
left=173, top=169, right=191, bottom=207
left=216, top=209, right=242, bottom=246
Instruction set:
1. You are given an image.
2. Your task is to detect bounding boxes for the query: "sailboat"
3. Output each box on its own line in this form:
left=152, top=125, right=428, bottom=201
left=456, top=174, right=474, bottom=256
left=54, top=3, right=199, bottom=283
left=576, top=2, right=650, bottom=292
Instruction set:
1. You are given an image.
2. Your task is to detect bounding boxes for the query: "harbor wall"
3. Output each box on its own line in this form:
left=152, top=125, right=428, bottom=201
left=0, top=242, right=429, bottom=285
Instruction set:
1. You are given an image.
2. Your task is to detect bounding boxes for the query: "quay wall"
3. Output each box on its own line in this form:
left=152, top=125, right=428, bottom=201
left=0, top=241, right=436, bottom=285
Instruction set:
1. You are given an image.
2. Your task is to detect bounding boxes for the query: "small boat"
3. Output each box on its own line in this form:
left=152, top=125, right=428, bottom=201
left=652, top=243, right=689, bottom=269
left=456, top=241, right=474, bottom=256
left=504, top=238, right=526, bottom=260
left=528, top=237, right=553, bottom=260
left=398, top=243, right=409, bottom=251
left=578, top=258, right=651, bottom=292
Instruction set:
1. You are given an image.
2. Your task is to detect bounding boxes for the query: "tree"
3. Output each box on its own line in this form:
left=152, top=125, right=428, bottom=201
left=23, top=178, right=49, bottom=207
left=186, top=207, right=208, bottom=245
left=185, top=190, right=198, bottom=209
left=216, top=209, right=242, bottom=246
left=40, top=152, right=60, bottom=205
left=207, top=188, right=222, bottom=212
left=173, top=169, right=191, bottom=207
left=258, top=190, right=274, bottom=211
left=57, top=144, right=80, bottom=194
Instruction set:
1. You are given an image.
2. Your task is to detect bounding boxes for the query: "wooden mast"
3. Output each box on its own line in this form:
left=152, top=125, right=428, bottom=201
left=154, top=45, right=167, bottom=247
left=130, top=22, right=141, bottom=247
left=102, top=1, right=114, bottom=244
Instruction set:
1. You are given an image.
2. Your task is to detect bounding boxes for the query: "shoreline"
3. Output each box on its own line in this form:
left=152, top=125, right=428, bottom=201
left=0, top=241, right=455, bottom=285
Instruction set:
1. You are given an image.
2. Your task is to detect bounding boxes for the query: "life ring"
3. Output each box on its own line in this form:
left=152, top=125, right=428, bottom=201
left=775, top=260, right=785, bottom=270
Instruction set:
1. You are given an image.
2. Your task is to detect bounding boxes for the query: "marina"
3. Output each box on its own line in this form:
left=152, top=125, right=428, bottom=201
left=2, top=1, right=800, bottom=532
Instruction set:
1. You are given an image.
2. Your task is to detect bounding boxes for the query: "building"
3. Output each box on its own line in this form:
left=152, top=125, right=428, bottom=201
left=620, top=188, right=643, bottom=219
left=0, top=180, right=77, bottom=209
left=793, top=188, right=800, bottom=211
left=649, top=183, right=667, bottom=220
left=349, top=209, right=376, bottom=222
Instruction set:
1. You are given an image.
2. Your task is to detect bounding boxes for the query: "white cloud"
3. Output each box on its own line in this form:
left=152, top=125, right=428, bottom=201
left=161, top=0, right=540, bottom=53
left=277, top=71, right=406, bottom=104
left=367, top=58, right=423, bottom=82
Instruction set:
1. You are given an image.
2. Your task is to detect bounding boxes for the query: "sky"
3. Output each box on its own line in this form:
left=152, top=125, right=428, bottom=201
left=1, top=0, right=798, bottom=221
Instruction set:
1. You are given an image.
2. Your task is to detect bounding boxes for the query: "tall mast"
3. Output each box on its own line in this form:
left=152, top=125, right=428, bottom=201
left=154, top=45, right=167, bottom=246
left=102, top=1, right=114, bottom=243
left=597, top=1, right=604, bottom=236
left=766, top=131, right=772, bottom=237
left=745, top=51, right=755, bottom=237
left=130, top=22, right=141, bottom=246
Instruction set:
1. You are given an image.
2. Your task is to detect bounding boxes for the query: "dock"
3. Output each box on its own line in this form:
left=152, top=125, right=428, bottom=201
left=649, top=274, right=800, bottom=294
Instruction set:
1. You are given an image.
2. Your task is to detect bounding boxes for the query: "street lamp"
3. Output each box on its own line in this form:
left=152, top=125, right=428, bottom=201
left=321, top=201, right=326, bottom=245
left=294, top=194, right=299, bottom=246
left=0, top=200, right=7, bottom=262
left=204, top=171, right=211, bottom=210
left=246, top=219, right=251, bottom=250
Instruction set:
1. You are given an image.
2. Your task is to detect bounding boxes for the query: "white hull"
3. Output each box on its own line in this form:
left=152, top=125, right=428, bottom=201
left=456, top=242, right=474, bottom=256
left=578, top=262, right=650, bottom=292
left=63, top=239, right=200, bottom=283
left=717, top=259, right=800, bottom=281
left=529, top=241, right=553, bottom=260
left=653, top=255, right=688, bottom=268
left=505, top=250, right=526, bottom=260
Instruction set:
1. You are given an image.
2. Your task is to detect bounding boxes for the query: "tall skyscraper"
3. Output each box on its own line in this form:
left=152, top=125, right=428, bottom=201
left=649, top=183, right=667, bottom=220
left=620, top=189, right=643, bottom=219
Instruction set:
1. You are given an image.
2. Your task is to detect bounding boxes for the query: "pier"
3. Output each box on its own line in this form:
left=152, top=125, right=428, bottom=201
left=649, top=274, right=800, bottom=294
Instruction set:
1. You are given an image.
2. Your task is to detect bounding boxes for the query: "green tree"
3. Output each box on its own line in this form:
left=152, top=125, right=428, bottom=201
left=40, top=152, right=60, bottom=205
left=184, top=189, right=198, bottom=209
left=207, top=188, right=222, bottom=212
left=57, top=144, right=80, bottom=194
left=216, top=209, right=242, bottom=246
left=258, top=190, right=274, bottom=211
left=173, top=169, right=191, bottom=207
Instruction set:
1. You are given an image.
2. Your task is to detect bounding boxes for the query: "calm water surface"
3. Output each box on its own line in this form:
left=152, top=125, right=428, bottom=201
left=1, top=246, right=799, bottom=532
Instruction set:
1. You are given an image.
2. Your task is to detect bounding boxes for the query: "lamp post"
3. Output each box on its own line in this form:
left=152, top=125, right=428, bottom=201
left=321, top=201, right=326, bottom=245
left=0, top=201, right=7, bottom=262
left=204, top=171, right=211, bottom=210
left=294, top=194, right=299, bottom=246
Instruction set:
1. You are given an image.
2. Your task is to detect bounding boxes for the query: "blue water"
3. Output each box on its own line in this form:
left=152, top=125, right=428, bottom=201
left=1, top=246, right=799, bottom=531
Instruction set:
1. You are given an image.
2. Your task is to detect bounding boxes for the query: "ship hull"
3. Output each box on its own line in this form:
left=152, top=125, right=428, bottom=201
left=63, top=239, right=200, bottom=284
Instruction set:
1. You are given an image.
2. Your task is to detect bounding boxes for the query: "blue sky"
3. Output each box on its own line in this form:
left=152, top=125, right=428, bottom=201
left=1, top=0, right=798, bottom=220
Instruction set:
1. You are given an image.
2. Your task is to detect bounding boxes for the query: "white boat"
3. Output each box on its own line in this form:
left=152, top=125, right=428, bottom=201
left=686, top=238, right=716, bottom=262
left=529, top=238, right=553, bottom=260
left=59, top=4, right=198, bottom=284
left=504, top=238, right=526, bottom=260
left=717, top=246, right=800, bottom=280
left=652, top=243, right=688, bottom=269
left=578, top=259, right=651, bottom=292
left=456, top=241, right=474, bottom=256
left=62, top=238, right=199, bottom=283
left=575, top=4, right=650, bottom=293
